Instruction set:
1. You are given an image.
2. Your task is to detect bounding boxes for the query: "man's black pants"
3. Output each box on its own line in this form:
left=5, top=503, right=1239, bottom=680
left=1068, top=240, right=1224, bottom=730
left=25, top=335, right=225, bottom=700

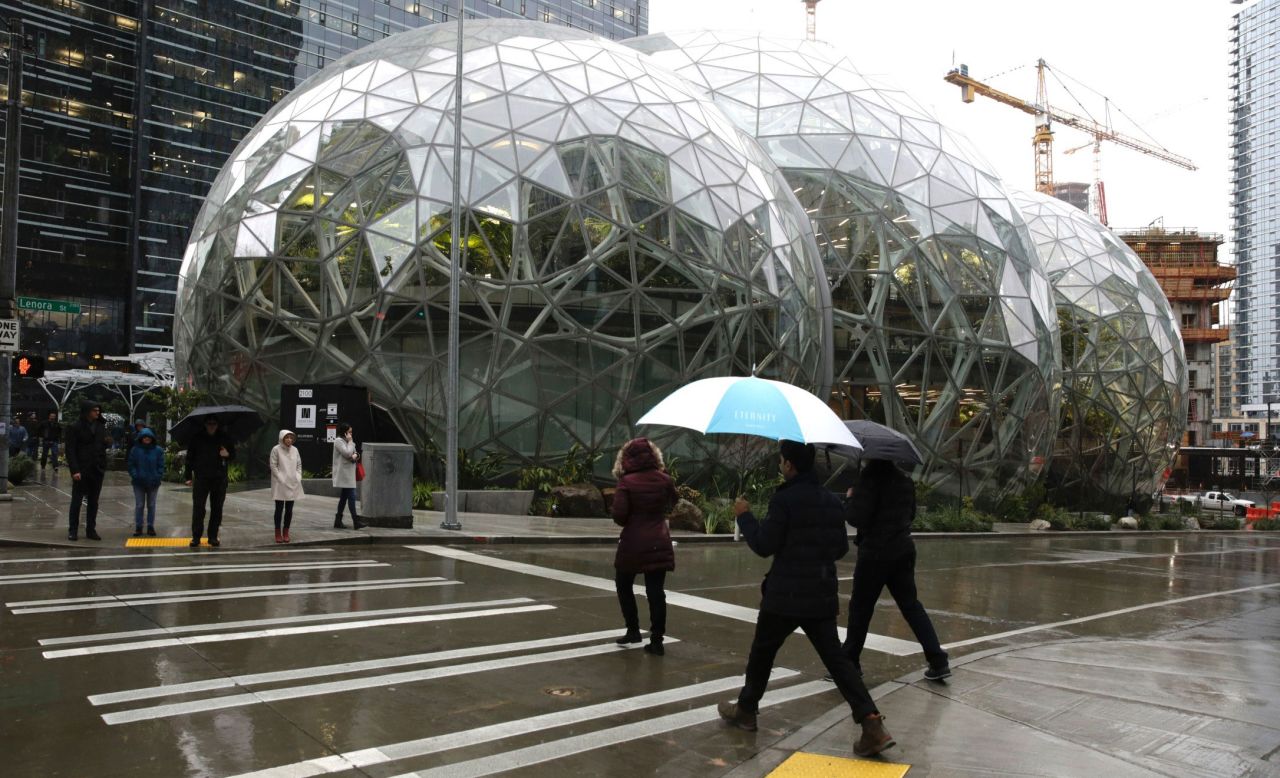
left=68, top=471, right=104, bottom=534
left=738, top=609, right=877, bottom=722
left=191, top=476, right=228, bottom=541
left=844, top=548, right=947, bottom=668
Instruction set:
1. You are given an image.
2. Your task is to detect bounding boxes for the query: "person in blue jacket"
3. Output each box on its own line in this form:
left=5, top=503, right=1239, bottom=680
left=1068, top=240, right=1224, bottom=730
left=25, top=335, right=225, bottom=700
left=127, top=427, right=165, bottom=537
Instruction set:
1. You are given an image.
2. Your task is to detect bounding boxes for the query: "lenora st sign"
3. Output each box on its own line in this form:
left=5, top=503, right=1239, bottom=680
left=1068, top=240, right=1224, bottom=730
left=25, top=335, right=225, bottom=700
left=18, top=296, right=81, bottom=314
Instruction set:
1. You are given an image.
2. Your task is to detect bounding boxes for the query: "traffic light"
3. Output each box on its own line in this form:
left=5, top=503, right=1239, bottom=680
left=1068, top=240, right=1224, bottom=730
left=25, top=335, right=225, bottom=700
left=12, top=354, right=45, bottom=379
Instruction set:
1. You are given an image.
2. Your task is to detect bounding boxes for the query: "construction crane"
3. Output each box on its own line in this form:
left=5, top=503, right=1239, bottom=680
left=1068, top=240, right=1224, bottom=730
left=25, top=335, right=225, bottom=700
left=801, top=0, right=821, bottom=41
left=943, top=60, right=1196, bottom=225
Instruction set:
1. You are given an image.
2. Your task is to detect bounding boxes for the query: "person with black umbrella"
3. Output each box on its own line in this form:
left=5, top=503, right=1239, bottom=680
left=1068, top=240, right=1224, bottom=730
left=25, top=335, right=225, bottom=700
left=184, top=416, right=236, bottom=548
left=65, top=401, right=108, bottom=541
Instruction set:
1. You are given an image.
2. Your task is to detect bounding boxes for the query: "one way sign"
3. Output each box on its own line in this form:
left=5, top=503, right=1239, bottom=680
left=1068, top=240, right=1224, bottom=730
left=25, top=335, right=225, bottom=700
left=0, top=319, right=19, bottom=352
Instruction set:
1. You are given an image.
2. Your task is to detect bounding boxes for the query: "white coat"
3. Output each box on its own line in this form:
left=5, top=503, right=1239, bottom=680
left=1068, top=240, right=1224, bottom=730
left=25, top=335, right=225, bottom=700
left=332, top=436, right=358, bottom=489
left=270, top=430, right=305, bottom=502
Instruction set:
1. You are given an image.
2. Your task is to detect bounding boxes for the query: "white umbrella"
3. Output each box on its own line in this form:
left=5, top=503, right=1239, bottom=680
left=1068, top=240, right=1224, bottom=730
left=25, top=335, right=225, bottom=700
left=637, top=376, right=861, bottom=449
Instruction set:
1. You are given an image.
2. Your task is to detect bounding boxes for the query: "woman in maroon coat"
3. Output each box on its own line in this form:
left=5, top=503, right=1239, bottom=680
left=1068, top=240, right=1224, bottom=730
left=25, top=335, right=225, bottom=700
left=611, top=437, right=678, bottom=655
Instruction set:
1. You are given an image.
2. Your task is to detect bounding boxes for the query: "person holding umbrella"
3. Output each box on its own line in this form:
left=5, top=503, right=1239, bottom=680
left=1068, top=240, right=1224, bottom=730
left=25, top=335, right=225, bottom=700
left=717, top=440, right=895, bottom=758
left=843, top=457, right=949, bottom=681
left=185, top=416, right=235, bottom=547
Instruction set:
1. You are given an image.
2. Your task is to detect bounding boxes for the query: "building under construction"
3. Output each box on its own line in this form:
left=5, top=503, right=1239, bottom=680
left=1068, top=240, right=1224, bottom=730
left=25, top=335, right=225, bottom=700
left=1117, top=228, right=1234, bottom=482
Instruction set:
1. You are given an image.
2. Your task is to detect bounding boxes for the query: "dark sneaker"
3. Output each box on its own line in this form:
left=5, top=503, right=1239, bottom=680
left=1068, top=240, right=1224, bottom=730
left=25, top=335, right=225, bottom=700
left=208, top=538, right=221, bottom=547
left=615, top=630, right=642, bottom=646
left=67, top=532, right=77, bottom=541
left=189, top=539, right=201, bottom=548
left=643, top=641, right=664, bottom=656
left=923, top=664, right=951, bottom=682
left=717, top=701, right=758, bottom=732
left=85, top=531, right=102, bottom=541
left=854, top=713, right=895, bottom=757
left=146, top=527, right=157, bottom=537
left=133, top=528, right=143, bottom=537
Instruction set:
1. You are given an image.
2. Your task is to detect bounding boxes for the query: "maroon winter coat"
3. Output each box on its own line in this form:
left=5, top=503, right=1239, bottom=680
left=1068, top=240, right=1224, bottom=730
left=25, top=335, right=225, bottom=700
left=612, top=441, right=678, bottom=574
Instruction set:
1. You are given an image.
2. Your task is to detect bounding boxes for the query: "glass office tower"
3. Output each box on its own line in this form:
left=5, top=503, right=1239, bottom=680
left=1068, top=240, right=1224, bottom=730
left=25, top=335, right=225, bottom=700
left=2, top=1, right=648, bottom=364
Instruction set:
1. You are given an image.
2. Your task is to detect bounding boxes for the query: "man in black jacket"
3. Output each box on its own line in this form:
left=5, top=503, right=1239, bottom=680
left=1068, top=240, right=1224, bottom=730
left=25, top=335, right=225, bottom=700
left=184, top=416, right=235, bottom=547
left=844, top=458, right=949, bottom=681
left=38, top=410, right=61, bottom=470
left=65, top=402, right=108, bottom=541
left=718, top=440, right=895, bottom=758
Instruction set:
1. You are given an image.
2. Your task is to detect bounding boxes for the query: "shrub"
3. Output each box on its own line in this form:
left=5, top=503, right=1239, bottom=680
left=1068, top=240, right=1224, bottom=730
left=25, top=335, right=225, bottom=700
left=914, top=507, right=994, bottom=532
left=7, top=453, right=35, bottom=485
left=699, top=499, right=735, bottom=534
left=1251, top=518, right=1280, bottom=531
left=1035, top=503, right=1110, bottom=531
left=226, top=462, right=247, bottom=484
left=412, top=479, right=437, bottom=510
left=1199, top=514, right=1242, bottom=530
left=1137, top=513, right=1185, bottom=531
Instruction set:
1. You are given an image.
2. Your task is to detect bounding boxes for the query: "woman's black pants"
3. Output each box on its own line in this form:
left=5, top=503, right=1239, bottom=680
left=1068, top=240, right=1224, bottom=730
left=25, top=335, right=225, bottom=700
left=615, top=570, right=667, bottom=637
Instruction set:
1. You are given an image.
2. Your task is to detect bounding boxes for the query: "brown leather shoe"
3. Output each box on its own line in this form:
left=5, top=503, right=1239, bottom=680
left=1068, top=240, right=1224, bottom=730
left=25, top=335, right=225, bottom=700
left=717, top=701, right=757, bottom=732
left=854, top=713, right=895, bottom=757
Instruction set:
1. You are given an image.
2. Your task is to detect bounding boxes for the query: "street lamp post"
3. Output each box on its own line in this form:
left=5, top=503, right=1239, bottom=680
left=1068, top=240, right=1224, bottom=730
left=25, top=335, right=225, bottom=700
left=440, top=11, right=463, bottom=531
left=0, top=18, right=26, bottom=499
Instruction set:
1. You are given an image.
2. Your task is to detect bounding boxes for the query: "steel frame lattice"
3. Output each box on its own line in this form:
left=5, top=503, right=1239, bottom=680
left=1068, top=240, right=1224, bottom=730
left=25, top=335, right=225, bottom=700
left=175, top=21, right=827, bottom=475
left=627, top=32, right=1062, bottom=498
left=1014, top=190, right=1187, bottom=507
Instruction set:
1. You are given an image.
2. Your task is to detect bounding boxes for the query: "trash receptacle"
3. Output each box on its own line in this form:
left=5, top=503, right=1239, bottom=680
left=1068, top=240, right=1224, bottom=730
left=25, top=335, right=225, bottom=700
left=361, top=442, right=415, bottom=528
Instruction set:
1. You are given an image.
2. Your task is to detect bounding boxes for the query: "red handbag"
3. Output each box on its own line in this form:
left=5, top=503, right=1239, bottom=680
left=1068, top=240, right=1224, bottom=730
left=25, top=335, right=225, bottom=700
left=355, top=461, right=366, bottom=482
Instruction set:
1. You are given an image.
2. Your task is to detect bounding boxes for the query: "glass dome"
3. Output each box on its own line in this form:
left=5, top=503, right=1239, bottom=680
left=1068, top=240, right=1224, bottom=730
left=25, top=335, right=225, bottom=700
left=175, top=21, right=828, bottom=472
left=1013, top=190, right=1187, bottom=507
left=628, top=31, right=1062, bottom=499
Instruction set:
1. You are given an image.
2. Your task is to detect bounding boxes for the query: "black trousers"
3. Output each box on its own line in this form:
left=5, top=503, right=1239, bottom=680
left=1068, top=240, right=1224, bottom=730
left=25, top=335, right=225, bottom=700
left=738, top=609, right=877, bottom=722
left=844, top=548, right=947, bottom=668
left=615, top=570, right=667, bottom=637
left=273, top=500, right=294, bottom=531
left=68, top=471, right=104, bottom=533
left=191, top=476, right=228, bottom=541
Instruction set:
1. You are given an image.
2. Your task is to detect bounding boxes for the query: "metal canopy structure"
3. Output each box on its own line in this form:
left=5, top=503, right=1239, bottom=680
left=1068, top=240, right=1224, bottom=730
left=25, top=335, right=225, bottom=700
left=108, top=351, right=176, bottom=387
left=37, top=370, right=165, bottom=423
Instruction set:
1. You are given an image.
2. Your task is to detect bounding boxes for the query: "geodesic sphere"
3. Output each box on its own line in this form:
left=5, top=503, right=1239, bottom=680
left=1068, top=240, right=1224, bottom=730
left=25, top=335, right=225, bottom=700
left=628, top=31, right=1062, bottom=499
left=1013, top=191, right=1187, bottom=507
left=175, top=21, right=828, bottom=469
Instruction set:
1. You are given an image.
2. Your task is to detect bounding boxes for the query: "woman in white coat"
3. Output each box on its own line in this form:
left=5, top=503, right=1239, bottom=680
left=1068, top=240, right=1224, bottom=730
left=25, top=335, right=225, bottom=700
left=270, top=429, right=304, bottom=543
left=331, top=422, right=364, bottom=529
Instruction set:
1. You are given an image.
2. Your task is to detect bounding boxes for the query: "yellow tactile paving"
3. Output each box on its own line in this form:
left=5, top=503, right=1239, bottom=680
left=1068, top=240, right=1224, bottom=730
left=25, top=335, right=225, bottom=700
left=124, top=538, right=208, bottom=548
left=767, top=752, right=910, bottom=778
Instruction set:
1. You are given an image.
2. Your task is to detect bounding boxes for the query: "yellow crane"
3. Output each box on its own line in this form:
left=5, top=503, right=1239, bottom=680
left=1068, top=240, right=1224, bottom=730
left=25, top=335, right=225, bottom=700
left=943, top=60, right=1196, bottom=225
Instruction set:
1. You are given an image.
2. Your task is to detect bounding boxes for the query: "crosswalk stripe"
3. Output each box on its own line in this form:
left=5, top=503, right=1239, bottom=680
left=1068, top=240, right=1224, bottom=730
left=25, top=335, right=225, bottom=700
left=226, top=669, right=802, bottom=778
left=407, top=545, right=922, bottom=656
left=100, top=638, right=679, bottom=725
left=0, top=560, right=386, bottom=585
left=44, top=603, right=555, bottom=659
left=10, top=578, right=457, bottom=614
left=88, top=629, right=635, bottom=706
left=397, top=679, right=836, bottom=778
left=0, top=548, right=337, bottom=566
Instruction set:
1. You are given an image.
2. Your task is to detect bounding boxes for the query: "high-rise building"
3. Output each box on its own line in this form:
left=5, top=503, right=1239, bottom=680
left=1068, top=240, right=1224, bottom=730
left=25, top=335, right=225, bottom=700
left=1230, top=0, right=1280, bottom=416
left=1, top=1, right=648, bottom=368
left=1052, top=181, right=1090, bottom=213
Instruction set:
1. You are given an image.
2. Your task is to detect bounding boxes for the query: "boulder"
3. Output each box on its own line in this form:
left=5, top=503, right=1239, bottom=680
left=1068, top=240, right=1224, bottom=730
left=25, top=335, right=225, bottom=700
left=551, top=483, right=606, bottom=518
left=601, top=487, right=616, bottom=514
left=1117, top=516, right=1139, bottom=530
left=1181, top=516, right=1201, bottom=530
left=666, top=499, right=704, bottom=532
left=1028, top=519, right=1051, bottom=531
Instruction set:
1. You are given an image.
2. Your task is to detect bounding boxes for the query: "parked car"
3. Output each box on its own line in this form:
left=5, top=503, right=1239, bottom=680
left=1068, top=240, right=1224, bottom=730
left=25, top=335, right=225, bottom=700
left=1170, top=490, right=1255, bottom=516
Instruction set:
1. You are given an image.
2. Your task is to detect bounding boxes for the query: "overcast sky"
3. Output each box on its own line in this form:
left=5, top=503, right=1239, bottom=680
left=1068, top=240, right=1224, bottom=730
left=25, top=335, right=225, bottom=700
left=647, top=0, right=1237, bottom=238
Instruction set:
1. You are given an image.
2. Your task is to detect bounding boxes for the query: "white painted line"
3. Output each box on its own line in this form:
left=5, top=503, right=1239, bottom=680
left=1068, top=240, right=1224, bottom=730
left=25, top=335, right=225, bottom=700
left=39, top=597, right=539, bottom=646
left=397, top=679, right=836, bottom=778
left=89, top=629, right=632, bottom=706
left=44, top=603, right=554, bottom=659
left=10, top=576, right=448, bottom=607
left=0, top=560, right=387, bottom=586
left=10, top=578, right=457, bottom=614
left=0, top=548, right=337, bottom=566
left=406, top=545, right=921, bottom=656
left=932, top=545, right=1280, bottom=573
left=101, top=638, right=679, bottom=725
left=942, top=581, right=1280, bottom=650
left=226, top=669, right=802, bottom=778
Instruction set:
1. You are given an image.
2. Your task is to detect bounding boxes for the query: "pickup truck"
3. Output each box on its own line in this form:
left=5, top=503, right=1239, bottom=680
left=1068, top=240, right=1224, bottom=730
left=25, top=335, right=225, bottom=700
left=1170, top=491, right=1255, bottom=515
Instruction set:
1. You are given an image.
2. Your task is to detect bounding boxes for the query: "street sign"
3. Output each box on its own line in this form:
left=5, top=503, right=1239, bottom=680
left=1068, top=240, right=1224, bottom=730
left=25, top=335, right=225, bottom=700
left=0, top=319, right=18, bottom=351
left=17, top=297, right=81, bottom=314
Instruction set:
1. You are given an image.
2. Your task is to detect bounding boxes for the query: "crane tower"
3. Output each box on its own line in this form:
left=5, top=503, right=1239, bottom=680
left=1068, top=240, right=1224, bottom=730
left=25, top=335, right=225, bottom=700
left=801, top=0, right=821, bottom=41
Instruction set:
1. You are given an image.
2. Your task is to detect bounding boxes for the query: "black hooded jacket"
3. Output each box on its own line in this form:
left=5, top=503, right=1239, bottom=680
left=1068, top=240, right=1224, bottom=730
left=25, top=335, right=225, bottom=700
left=184, top=428, right=236, bottom=481
left=64, top=404, right=108, bottom=477
left=845, top=459, right=916, bottom=561
left=737, top=470, right=849, bottom=620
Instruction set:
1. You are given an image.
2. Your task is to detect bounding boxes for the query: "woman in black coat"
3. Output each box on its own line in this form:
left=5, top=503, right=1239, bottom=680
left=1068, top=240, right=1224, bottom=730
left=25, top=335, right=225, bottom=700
left=611, top=437, right=678, bottom=655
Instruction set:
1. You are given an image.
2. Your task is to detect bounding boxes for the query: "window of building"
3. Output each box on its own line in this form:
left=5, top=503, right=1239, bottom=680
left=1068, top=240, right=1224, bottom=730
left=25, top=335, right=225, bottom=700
left=1188, top=398, right=1198, bottom=423
left=1188, top=370, right=1198, bottom=389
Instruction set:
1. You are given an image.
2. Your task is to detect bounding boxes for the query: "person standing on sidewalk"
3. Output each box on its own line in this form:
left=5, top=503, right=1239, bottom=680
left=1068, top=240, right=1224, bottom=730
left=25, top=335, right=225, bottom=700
left=610, top=437, right=678, bottom=656
left=718, top=440, right=895, bottom=758
left=25, top=413, right=40, bottom=458
left=126, top=427, right=164, bottom=537
left=843, top=458, right=949, bottom=681
left=269, top=429, right=304, bottom=543
left=38, top=411, right=61, bottom=471
left=331, top=423, right=364, bottom=529
left=8, top=417, right=27, bottom=457
left=185, top=416, right=234, bottom=548
left=64, top=401, right=108, bottom=541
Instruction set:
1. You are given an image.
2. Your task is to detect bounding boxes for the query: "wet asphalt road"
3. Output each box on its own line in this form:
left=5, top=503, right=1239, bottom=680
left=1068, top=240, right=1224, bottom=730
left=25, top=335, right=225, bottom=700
left=1, top=533, right=1277, bottom=777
